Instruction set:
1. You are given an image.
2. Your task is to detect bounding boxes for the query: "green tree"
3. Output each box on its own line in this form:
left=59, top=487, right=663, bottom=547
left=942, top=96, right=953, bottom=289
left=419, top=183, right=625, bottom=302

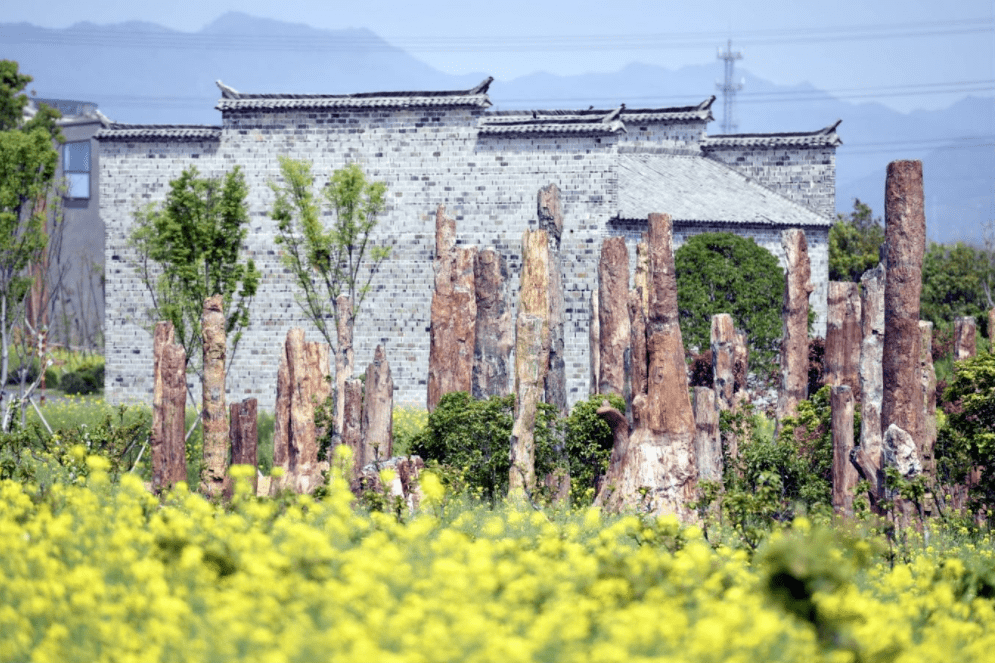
left=675, top=232, right=784, bottom=376
left=0, top=61, right=62, bottom=430
left=921, top=241, right=992, bottom=338
left=828, top=199, right=885, bottom=283
left=269, top=158, right=390, bottom=351
left=128, top=166, right=260, bottom=378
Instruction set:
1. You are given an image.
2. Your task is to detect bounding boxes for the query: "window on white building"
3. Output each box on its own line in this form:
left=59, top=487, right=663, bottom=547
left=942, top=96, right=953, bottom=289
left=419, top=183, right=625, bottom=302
left=64, top=141, right=90, bottom=199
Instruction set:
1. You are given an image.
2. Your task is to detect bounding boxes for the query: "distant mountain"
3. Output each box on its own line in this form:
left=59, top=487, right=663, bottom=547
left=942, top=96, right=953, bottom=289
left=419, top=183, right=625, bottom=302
left=2, top=12, right=991, bottom=242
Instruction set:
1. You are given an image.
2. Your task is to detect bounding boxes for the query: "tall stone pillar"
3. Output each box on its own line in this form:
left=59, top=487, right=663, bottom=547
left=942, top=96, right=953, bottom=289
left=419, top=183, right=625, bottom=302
left=598, top=237, right=630, bottom=398
left=538, top=184, right=567, bottom=416
left=308, top=341, right=332, bottom=445
left=733, top=330, right=749, bottom=401
left=710, top=313, right=735, bottom=411
left=158, top=342, right=187, bottom=490
left=472, top=248, right=512, bottom=399
left=954, top=316, right=977, bottom=361
left=831, top=385, right=858, bottom=517
left=825, top=281, right=861, bottom=393
left=334, top=293, right=353, bottom=443
left=857, top=264, right=885, bottom=495
left=342, top=378, right=364, bottom=474
left=152, top=322, right=176, bottom=491
left=881, top=160, right=926, bottom=445
left=634, top=236, right=650, bottom=319
left=201, top=295, right=228, bottom=497
left=919, top=321, right=937, bottom=479
left=628, top=289, right=647, bottom=415
left=229, top=398, right=258, bottom=495
left=693, top=387, right=722, bottom=484
left=776, top=229, right=813, bottom=422
left=510, top=229, right=551, bottom=495
left=427, top=205, right=477, bottom=412
left=272, top=344, right=291, bottom=489
left=362, top=345, right=394, bottom=464
left=286, top=329, right=319, bottom=494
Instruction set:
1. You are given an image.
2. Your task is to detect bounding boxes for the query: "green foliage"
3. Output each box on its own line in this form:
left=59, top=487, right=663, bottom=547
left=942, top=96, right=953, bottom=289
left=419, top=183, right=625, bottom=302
left=937, top=352, right=995, bottom=524
left=562, top=392, right=626, bottom=505
left=270, top=158, right=390, bottom=349
left=392, top=404, right=428, bottom=457
left=828, top=199, right=884, bottom=282
left=675, top=232, right=784, bottom=375
left=128, top=166, right=260, bottom=375
left=411, top=392, right=560, bottom=503
left=921, top=241, right=993, bottom=338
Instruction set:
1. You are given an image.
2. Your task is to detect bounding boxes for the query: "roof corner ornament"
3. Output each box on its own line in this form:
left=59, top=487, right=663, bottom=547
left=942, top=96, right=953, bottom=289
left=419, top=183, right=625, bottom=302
left=95, top=109, right=114, bottom=127
left=603, top=104, right=625, bottom=124
left=469, top=76, right=494, bottom=95
left=821, top=118, right=842, bottom=135
left=216, top=80, right=240, bottom=99
left=698, top=95, right=717, bottom=110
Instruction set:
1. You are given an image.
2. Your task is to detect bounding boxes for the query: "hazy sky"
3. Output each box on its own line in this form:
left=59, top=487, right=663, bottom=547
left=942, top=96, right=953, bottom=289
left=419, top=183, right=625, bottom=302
left=3, top=0, right=993, bottom=113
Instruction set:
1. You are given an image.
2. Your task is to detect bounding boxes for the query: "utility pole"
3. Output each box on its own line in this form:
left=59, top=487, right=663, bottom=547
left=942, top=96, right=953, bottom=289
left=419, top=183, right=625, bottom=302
left=716, top=39, right=742, bottom=134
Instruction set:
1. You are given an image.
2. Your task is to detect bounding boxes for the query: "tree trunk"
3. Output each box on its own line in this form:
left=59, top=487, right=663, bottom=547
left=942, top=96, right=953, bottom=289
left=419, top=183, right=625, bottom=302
left=510, top=229, right=551, bottom=495
left=776, top=229, right=813, bottom=423
left=598, top=236, right=630, bottom=398
left=342, top=378, right=364, bottom=476
left=362, top=345, right=394, bottom=464
left=538, top=184, right=567, bottom=416
left=152, top=321, right=176, bottom=491
left=334, top=294, right=353, bottom=443
left=161, top=342, right=187, bottom=490
left=472, top=248, right=512, bottom=399
left=825, top=281, right=861, bottom=394
left=201, top=295, right=228, bottom=497
left=831, top=385, right=858, bottom=517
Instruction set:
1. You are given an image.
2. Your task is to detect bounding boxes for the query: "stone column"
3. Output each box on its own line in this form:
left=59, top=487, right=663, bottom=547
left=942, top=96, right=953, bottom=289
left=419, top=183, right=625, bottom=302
left=362, top=345, right=394, bottom=464
left=229, top=398, right=258, bottom=495
left=954, top=316, right=977, bottom=361
left=538, top=184, right=567, bottom=416
left=919, top=321, right=937, bottom=479
left=201, top=295, right=228, bottom=497
left=776, top=229, right=814, bottom=422
left=342, top=378, right=364, bottom=474
left=510, top=229, right=551, bottom=495
left=628, top=289, right=647, bottom=413
left=271, top=344, right=291, bottom=490
left=160, top=343, right=187, bottom=490
left=427, top=205, right=477, bottom=412
left=334, top=293, right=353, bottom=443
left=825, top=281, right=862, bottom=394
left=472, top=248, right=512, bottom=399
left=693, top=387, right=722, bottom=484
left=857, top=264, right=885, bottom=497
left=598, top=237, right=630, bottom=398
left=733, top=330, right=749, bottom=401
left=152, top=321, right=176, bottom=491
left=308, top=341, right=332, bottom=445
left=286, top=328, right=319, bottom=494
left=881, top=160, right=926, bottom=445
left=710, top=313, right=735, bottom=411
left=634, top=236, right=650, bottom=318
left=831, top=385, right=858, bottom=517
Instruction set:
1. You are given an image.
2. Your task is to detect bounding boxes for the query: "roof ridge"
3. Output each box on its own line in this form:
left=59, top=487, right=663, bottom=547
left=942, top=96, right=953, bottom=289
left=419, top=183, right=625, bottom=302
left=700, top=151, right=833, bottom=219
left=213, top=76, right=494, bottom=100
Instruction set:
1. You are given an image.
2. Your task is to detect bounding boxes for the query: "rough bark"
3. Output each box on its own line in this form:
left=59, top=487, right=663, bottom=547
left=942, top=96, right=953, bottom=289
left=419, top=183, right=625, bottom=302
left=308, top=341, right=332, bottom=446
left=831, top=385, right=858, bottom=517
left=634, top=236, right=650, bottom=319
left=342, top=378, right=365, bottom=476
left=776, top=229, right=814, bottom=422
left=825, top=281, right=862, bottom=394
left=919, top=321, right=937, bottom=478
left=954, top=316, right=977, bottom=361
left=151, top=321, right=176, bottom=491
left=733, top=330, right=749, bottom=399
left=427, top=205, right=477, bottom=412
left=857, top=263, right=886, bottom=497
left=589, top=289, right=600, bottom=395
left=160, top=343, right=187, bottom=489
left=539, top=184, right=567, bottom=416
left=598, top=237, right=630, bottom=398
left=510, top=229, right=551, bottom=495
left=693, top=387, right=722, bottom=484
left=334, top=294, right=354, bottom=443
left=286, top=329, right=321, bottom=494
left=710, top=314, right=735, bottom=411
left=228, top=398, right=258, bottom=495
left=596, top=213, right=697, bottom=520
left=881, top=160, right=926, bottom=446
left=201, top=295, right=228, bottom=497
left=628, top=289, right=647, bottom=412
left=362, top=345, right=394, bottom=464
left=472, top=247, right=512, bottom=399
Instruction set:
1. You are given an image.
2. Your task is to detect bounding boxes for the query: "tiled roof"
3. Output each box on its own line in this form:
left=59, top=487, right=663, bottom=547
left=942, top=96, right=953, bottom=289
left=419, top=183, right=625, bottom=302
left=481, top=97, right=714, bottom=135
left=616, top=152, right=831, bottom=227
left=702, top=120, right=842, bottom=149
left=214, top=77, right=494, bottom=112
left=94, top=124, right=223, bottom=141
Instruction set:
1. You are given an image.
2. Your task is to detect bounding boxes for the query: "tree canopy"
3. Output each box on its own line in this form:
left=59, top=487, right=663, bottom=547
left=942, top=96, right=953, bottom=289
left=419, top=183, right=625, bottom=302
left=828, top=199, right=885, bottom=283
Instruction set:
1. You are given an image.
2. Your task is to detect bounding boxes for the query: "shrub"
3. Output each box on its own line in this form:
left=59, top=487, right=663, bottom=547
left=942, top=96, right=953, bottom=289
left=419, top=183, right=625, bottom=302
left=562, top=393, right=626, bottom=505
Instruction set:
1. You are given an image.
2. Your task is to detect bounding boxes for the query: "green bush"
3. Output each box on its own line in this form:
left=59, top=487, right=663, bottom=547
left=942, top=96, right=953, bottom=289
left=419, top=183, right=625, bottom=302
left=562, top=393, right=626, bottom=505
left=60, top=363, right=104, bottom=395
left=675, top=232, right=784, bottom=377
left=411, top=392, right=560, bottom=503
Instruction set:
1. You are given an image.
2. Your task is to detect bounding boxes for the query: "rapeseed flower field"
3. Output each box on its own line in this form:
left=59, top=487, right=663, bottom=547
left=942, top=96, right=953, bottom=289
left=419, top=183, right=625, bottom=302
left=2, top=452, right=993, bottom=663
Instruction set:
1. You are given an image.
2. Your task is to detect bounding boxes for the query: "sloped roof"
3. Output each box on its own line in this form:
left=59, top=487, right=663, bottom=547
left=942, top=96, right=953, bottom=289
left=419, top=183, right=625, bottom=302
left=214, top=77, right=494, bottom=112
left=616, top=151, right=831, bottom=226
left=94, top=124, right=223, bottom=141
left=480, top=97, right=714, bottom=136
left=702, top=120, right=842, bottom=149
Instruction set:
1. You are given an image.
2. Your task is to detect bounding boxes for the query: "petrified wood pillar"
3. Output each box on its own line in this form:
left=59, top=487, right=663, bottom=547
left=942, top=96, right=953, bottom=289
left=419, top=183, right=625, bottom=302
left=776, top=229, right=814, bottom=422
left=596, top=213, right=697, bottom=519
left=308, top=341, right=332, bottom=445
left=882, top=160, right=926, bottom=445
left=628, top=289, right=647, bottom=412
left=427, top=205, right=477, bottom=412
left=201, top=295, right=228, bottom=497
left=693, top=387, right=722, bottom=484
left=272, top=344, right=291, bottom=489
left=362, top=345, right=394, bottom=464
left=472, top=248, right=512, bottom=399
left=919, top=321, right=937, bottom=478
left=710, top=313, right=735, bottom=411
left=286, top=329, right=319, bottom=494
left=883, top=422, right=924, bottom=526
left=510, top=229, right=551, bottom=495
left=158, top=343, right=187, bottom=490
left=831, top=385, right=858, bottom=517
left=857, top=264, right=885, bottom=496
left=634, top=236, right=650, bottom=318
left=334, top=294, right=353, bottom=442
left=342, top=378, right=364, bottom=474
left=825, top=281, right=862, bottom=394
left=152, top=322, right=176, bottom=491
left=598, top=237, right=630, bottom=397
left=954, top=316, right=977, bottom=361
left=229, top=398, right=258, bottom=495
left=539, top=184, right=567, bottom=416
left=589, top=289, right=600, bottom=395
left=733, top=330, right=749, bottom=399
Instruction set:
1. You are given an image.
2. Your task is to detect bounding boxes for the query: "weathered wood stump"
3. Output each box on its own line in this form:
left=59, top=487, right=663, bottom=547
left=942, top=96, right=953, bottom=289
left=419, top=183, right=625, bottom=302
left=856, top=264, right=885, bottom=501
left=693, top=387, right=722, bottom=484
left=334, top=293, right=354, bottom=444
left=776, top=229, right=814, bottom=423
left=539, top=184, right=567, bottom=416
left=156, top=342, right=187, bottom=490
left=710, top=314, right=735, bottom=411
left=831, top=385, right=858, bottom=517
left=825, top=281, right=861, bottom=394
left=362, top=345, right=394, bottom=464
left=201, top=295, right=228, bottom=497
left=472, top=248, right=512, bottom=399
left=598, top=236, right=630, bottom=398
left=628, top=288, right=647, bottom=416
left=228, top=398, right=258, bottom=496
left=342, top=378, right=365, bottom=475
